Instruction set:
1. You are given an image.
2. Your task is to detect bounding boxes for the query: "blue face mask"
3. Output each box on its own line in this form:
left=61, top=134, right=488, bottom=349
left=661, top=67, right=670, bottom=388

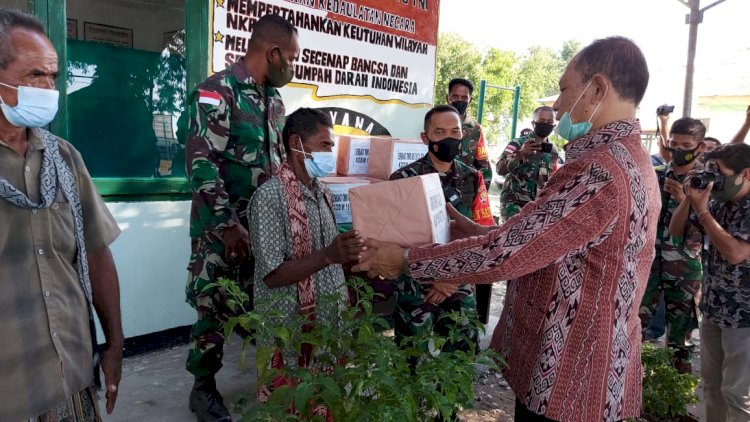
left=293, top=143, right=336, bottom=178
left=555, top=81, right=603, bottom=141
left=0, top=82, right=59, bottom=128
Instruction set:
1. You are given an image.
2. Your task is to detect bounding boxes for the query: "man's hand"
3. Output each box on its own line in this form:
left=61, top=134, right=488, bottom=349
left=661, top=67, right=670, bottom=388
left=424, top=282, right=458, bottom=305
left=447, top=203, right=491, bottom=240
left=352, top=239, right=404, bottom=280
left=685, top=180, right=712, bottom=213
left=664, top=178, right=686, bottom=204
left=744, top=105, right=750, bottom=126
left=222, top=224, right=249, bottom=264
left=324, top=230, right=366, bottom=264
left=101, top=341, right=123, bottom=414
left=519, top=140, right=540, bottom=157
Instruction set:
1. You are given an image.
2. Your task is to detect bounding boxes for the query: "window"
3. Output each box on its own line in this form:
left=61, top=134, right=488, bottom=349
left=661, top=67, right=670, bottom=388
left=65, top=0, right=187, bottom=194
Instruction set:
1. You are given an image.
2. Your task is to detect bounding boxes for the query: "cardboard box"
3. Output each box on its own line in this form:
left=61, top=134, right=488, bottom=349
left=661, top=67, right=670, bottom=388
left=367, top=138, right=427, bottom=180
left=349, top=173, right=450, bottom=248
left=320, top=177, right=384, bottom=224
left=336, top=135, right=379, bottom=176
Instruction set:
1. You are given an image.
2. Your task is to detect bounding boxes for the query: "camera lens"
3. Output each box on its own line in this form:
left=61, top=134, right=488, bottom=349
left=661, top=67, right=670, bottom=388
left=690, top=176, right=708, bottom=189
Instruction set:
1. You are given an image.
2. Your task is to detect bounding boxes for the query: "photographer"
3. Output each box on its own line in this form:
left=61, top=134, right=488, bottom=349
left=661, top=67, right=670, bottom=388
left=496, top=106, right=559, bottom=221
left=669, top=143, right=750, bottom=421
left=639, top=117, right=706, bottom=374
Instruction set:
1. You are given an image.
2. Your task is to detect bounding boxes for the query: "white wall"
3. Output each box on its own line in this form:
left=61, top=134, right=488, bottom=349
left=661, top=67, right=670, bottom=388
left=95, top=201, right=195, bottom=340
left=67, top=0, right=184, bottom=52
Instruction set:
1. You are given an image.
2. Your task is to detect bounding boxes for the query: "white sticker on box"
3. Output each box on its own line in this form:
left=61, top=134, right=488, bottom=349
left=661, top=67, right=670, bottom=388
left=391, top=143, right=428, bottom=172
left=327, top=183, right=367, bottom=224
left=348, top=138, right=370, bottom=174
left=421, top=174, right=450, bottom=244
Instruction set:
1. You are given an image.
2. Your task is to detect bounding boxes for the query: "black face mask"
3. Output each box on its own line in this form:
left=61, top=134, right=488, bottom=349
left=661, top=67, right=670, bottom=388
left=533, top=122, right=555, bottom=138
left=669, top=143, right=702, bottom=166
left=450, top=101, right=468, bottom=116
left=428, top=136, right=462, bottom=163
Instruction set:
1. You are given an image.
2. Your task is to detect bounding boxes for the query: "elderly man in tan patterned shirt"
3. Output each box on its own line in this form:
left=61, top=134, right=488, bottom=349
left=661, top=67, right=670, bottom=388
left=0, top=9, right=123, bottom=421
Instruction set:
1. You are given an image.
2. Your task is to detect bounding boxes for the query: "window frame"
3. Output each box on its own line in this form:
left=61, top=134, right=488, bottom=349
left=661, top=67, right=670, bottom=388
left=36, top=0, right=210, bottom=199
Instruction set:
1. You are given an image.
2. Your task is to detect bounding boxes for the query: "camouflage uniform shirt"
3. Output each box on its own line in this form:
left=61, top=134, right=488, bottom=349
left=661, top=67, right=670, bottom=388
left=496, top=132, right=559, bottom=219
left=697, top=196, right=750, bottom=328
left=654, top=164, right=703, bottom=278
left=460, top=117, right=491, bottom=190
left=186, top=59, right=286, bottom=270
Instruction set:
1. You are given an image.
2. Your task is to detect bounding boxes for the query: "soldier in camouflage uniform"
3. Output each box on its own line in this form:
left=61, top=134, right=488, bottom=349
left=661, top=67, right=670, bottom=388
left=639, top=117, right=707, bottom=374
left=389, top=105, right=481, bottom=358
left=446, top=78, right=492, bottom=190
left=184, top=15, right=299, bottom=421
left=496, top=106, right=559, bottom=221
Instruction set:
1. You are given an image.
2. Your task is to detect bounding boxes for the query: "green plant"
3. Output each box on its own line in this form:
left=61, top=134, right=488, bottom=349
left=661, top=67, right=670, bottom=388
left=639, top=343, right=699, bottom=421
left=213, top=277, right=501, bottom=421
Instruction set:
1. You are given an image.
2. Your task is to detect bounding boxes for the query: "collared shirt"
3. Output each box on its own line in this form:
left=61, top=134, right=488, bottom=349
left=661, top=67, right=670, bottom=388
left=497, top=132, right=560, bottom=213
left=407, top=120, right=659, bottom=422
left=697, top=196, right=750, bottom=328
left=0, top=129, right=120, bottom=419
left=249, top=177, right=347, bottom=368
left=459, top=117, right=492, bottom=190
left=187, top=60, right=286, bottom=243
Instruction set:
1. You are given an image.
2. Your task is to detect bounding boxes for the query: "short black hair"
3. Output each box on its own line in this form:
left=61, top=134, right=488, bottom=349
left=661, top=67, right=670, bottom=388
left=533, top=106, right=555, bottom=120
left=704, top=136, right=721, bottom=145
left=670, top=117, right=706, bottom=141
left=0, top=8, right=46, bottom=70
left=574, top=36, right=649, bottom=105
left=250, top=13, right=297, bottom=45
left=704, top=143, right=750, bottom=174
left=423, top=104, right=460, bottom=131
left=282, top=108, right=332, bottom=154
left=448, top=78, right=474, bottom=96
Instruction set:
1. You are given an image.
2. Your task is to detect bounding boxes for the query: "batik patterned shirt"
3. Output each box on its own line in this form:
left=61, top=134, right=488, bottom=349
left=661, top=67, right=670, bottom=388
left=696, top=196, right=750, bottom=328
left=406, top=120, right=659, bottom=422
left=249, top=177, right=347, bottom=368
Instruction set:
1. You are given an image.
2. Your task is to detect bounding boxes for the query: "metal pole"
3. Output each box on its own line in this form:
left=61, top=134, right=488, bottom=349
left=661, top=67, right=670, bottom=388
left=477, top=79, right=486, bottom=125
left=683, top=0, right=700, bottom=117
left=510, top=85, right=521, bottom=139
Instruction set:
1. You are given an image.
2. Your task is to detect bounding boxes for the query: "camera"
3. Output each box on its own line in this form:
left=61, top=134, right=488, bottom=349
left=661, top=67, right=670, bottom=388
left=690, top=170, right=725, bottom=191
left=540, top=142, right=553, bottom=153
left=657, top=104, right=675, bottom=116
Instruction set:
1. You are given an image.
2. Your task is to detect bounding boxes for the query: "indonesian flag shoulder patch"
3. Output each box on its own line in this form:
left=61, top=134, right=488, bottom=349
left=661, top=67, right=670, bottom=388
left=198, top=90, right=222, bottom=107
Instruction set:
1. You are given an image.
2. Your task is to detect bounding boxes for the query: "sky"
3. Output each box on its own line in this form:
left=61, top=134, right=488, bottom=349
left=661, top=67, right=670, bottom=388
left=438, top=0, right=750, bottom=135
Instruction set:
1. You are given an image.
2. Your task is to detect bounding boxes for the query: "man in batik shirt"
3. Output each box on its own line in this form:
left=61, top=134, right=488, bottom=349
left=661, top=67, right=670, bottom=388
left=184, top=14, right=300, bottom=420
left=356, top=37, right=659, bottom=422
left=670, top=143, right=750, bottom=422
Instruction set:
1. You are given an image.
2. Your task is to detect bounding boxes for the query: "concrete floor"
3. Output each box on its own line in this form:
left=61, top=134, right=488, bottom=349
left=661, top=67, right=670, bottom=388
left=99, top=337, right=257, bottom=421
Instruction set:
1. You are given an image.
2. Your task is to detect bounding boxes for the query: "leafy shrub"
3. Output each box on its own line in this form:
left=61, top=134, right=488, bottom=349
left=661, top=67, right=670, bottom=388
left=639, top=343, right=699, bottom=421
left=214, top=277, right=501, bottom=421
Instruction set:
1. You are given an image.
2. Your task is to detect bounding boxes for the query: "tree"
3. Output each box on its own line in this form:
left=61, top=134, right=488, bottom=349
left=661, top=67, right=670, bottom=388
left=432, top=32, right=483, bottom=108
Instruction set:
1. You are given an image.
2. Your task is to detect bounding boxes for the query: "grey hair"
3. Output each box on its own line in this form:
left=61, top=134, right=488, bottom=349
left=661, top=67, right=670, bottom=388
left=0, top=8, right=46, bottom=70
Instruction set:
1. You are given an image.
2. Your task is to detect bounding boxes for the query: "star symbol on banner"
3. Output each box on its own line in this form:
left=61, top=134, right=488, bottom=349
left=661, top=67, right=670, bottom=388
left=216, top=0, right=226, bottom=7
left=214, top=31, right=224, bottom=43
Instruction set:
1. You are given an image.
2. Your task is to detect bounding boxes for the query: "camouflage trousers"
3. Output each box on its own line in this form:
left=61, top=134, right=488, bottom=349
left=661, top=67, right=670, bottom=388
left=185, top=240, right=254, bottom=378
left=393, top=275, right=479, bottom=358
left=639, top=257, right=701, bottom=373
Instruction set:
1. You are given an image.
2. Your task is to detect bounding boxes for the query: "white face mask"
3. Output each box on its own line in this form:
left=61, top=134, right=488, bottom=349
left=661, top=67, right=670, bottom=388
left=0, top=82, right=59, bottom=128
left=291, top=143, right=336, bottom=178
